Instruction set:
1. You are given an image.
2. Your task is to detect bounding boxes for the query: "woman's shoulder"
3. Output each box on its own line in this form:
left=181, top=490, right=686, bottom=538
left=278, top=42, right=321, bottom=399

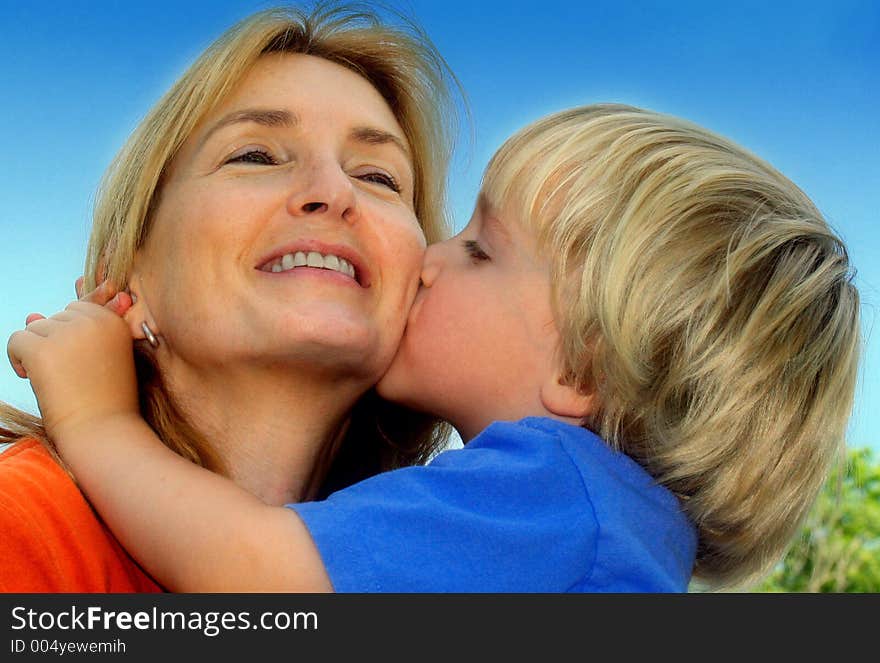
left=0, top=437, right=67, bottom=491
left=1, top=437, right=54, bottom=458
left=0, top=438, right=162, bottom=593
left=0, top=438, right=81, bottom=505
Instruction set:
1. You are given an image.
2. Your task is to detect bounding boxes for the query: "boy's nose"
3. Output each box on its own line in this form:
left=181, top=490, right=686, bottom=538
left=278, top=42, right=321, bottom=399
left=419, top=243, right=443, bottom=287
left=286, top=160, right=359, bottom=223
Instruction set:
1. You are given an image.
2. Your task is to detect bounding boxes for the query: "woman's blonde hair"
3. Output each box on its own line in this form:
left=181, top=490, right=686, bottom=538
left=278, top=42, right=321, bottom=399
left=1, top=2, right=458, bottom=484
left=482, top=104, right=861, bottom=589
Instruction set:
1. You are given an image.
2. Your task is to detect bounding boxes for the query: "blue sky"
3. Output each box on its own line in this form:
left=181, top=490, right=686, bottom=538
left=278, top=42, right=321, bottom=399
left=1, top=0, right=877, bottom=452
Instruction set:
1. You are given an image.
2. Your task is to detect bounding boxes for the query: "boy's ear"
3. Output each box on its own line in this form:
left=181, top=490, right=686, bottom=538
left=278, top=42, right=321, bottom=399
left=122, top=273, right=160, bottom=345
left=539, top=370, right=596, bottom=420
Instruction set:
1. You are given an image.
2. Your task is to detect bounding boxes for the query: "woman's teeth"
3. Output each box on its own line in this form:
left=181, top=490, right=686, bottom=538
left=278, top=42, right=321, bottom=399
left=264, top=251, right=356, bottom=279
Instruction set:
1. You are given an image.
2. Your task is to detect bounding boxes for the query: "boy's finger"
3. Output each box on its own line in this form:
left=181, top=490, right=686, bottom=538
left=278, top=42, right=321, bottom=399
left=79, top=280, right=118, bottom=306
left=25, top=313, right=46, bottom=325
left=7, top=330, right=35, bottom=378
left=23, top=317, right=55, bottom=338
left=75, top=276, right=84, bottom=299
left=47, top=311, right=77, bottom=323
left=106, top=292, right=134, bottom=316
left=65, top=300, right=117, bottom=317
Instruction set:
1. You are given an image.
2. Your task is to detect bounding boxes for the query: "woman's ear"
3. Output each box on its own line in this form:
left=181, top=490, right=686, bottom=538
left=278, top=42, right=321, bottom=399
left=539, top=370, right=596, bottom=420
left=123, top=273, right=161, bottom=346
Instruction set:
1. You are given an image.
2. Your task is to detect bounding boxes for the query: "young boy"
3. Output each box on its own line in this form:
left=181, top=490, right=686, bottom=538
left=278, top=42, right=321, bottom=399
left=9, top=104, right=860, bottom=592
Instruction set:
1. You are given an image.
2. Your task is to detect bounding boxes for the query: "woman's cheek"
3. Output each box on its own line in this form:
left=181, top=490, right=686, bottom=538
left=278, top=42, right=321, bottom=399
left=395, top=221, right=428, bottom=300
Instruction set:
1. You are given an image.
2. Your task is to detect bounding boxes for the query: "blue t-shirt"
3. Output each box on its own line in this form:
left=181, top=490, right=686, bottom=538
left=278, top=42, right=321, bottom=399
left=290, top=417, right=696, bottom=592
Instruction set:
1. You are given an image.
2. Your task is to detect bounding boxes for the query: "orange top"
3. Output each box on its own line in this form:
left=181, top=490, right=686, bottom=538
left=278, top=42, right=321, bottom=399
left=0, top=439, right=163, bottom=593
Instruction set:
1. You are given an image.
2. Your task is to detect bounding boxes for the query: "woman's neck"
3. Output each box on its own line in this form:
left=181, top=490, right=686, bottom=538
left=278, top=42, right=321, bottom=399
left=162, top=362, right=367, bottom=505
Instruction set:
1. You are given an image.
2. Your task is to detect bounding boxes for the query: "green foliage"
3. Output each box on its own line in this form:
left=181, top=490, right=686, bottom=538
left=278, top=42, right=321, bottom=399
left=755, top=447, right=880, bottom=592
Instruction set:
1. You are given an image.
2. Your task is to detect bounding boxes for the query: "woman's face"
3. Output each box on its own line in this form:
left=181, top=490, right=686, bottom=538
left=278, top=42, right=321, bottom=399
left=134, top=53, right=426, bottom=382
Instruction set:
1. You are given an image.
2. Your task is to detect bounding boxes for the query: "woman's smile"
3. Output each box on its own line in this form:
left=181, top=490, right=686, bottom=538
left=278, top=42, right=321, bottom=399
left=255, top=239, right=370, bottom=287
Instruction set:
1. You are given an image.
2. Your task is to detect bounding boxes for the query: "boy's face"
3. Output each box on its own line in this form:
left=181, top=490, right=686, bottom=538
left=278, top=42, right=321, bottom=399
left=377, top=196, right=564, bottom=442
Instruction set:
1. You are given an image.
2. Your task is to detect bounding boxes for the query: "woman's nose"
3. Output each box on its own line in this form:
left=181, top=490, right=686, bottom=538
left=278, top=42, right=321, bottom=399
left=286, top=160, right=359, bottom=222
left=300, top=201, right=328, bottom=214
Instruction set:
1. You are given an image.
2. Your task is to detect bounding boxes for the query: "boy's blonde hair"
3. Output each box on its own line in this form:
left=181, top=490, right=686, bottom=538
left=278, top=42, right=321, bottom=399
left=482, top=104, right=860, bottom=589
left=2, top=2, right=458, bottom=484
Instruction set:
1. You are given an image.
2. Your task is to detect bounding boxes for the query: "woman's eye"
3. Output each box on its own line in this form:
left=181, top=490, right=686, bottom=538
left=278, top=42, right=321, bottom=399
left=463, top=239, right=491, bottom=262
left=357, top=171, right=401, bottom=193
left=225, top=149, right=277, bottom=166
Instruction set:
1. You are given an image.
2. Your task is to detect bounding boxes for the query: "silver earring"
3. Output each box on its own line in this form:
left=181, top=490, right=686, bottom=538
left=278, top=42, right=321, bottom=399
left=141, top=321, right=159, bottom=348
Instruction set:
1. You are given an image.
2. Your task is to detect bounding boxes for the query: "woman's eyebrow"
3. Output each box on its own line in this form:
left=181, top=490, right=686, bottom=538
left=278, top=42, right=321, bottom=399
left=350, top=126, right=410, bottom=159
left=198, top=108, right=297, bottom=147
left=196, top=112, right=408, bottom=158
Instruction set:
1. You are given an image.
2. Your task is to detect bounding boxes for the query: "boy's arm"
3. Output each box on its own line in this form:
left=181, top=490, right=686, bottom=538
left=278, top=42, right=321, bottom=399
left=7, top=287, right=331, bottom=592
left=61, top=414, right=332, bottom=592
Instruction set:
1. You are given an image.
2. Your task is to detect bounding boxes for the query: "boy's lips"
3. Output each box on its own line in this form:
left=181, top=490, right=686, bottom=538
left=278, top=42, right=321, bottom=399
left=404, top=286, right=428, bottom=327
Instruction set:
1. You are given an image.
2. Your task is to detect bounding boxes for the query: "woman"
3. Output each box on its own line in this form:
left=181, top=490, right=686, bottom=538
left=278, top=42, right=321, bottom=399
left=0, top=3, right=458, bottom=592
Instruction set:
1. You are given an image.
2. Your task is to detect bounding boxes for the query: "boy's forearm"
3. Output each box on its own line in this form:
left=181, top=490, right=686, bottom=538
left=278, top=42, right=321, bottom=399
left=57, top=416, right=331, bottom=592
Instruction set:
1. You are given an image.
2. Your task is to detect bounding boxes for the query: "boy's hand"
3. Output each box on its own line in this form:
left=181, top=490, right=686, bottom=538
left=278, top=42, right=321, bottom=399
left=6, top=282, right=140, bottom=446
